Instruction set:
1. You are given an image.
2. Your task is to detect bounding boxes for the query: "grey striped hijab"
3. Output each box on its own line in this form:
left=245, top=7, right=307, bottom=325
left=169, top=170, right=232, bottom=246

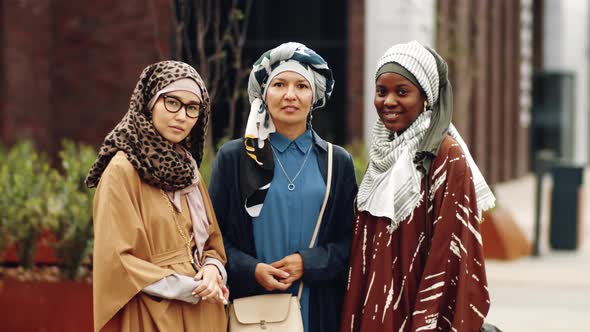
left=357, top=40, right=495, bottom=233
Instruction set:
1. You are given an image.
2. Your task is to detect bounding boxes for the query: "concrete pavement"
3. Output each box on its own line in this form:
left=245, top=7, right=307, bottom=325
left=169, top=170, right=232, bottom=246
left=485, top=170, right=590, bottom=331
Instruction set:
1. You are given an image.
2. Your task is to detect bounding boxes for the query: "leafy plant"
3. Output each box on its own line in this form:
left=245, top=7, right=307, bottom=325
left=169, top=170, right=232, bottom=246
left=0, top=142, right=8, bottom=255
left=48, top=140, right=96, bottom=279
left=345, top=139, right=368, bottom=186
left=1, top=141, right=59, bottom=269
left=199, top=135, right=230, bottom=186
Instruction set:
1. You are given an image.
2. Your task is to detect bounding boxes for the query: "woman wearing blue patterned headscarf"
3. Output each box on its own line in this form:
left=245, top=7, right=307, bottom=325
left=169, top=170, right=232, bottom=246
left=208, top=42, right=358, bottom=332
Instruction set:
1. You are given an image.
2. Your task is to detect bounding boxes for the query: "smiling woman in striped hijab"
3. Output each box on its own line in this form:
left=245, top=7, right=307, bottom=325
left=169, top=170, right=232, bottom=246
left=340, top=40, right=495, bottom=332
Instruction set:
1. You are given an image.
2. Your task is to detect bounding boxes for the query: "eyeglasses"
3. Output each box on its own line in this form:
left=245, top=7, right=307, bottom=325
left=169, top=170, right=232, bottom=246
left=161, top=95, right=204, bottom=119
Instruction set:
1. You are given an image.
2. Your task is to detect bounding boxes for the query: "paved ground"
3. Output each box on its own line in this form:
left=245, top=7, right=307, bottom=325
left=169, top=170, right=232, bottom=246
left=485, top=170, right=590, bottom=331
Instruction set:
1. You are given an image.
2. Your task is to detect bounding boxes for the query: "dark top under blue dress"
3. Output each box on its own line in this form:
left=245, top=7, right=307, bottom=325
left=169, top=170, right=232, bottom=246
left=209, top=131, right=358, bottom=332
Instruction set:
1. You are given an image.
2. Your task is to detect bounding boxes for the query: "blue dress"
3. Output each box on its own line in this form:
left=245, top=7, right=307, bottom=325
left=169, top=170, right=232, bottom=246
left=252, top=130, right=325, bottom=332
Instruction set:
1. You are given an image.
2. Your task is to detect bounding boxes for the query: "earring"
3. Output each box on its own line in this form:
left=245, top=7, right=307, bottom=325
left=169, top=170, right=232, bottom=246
left=423, top=101, right=428, bottom=112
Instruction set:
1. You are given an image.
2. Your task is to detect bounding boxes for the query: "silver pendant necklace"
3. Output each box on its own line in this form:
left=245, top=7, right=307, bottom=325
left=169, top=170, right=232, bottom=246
left=271, top=143, right=313, bottom=191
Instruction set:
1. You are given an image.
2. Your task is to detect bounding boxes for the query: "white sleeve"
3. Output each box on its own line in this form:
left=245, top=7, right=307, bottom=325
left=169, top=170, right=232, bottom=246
left=194, top=249, right=227, bottom=284
left=142, top=274, right=202, bottom=304
left=203, top=257, right=228, bottom=284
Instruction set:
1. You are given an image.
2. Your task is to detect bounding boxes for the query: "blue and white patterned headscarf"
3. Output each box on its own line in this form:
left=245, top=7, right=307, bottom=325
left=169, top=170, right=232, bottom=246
left=241, top=42, right=334, bottom=217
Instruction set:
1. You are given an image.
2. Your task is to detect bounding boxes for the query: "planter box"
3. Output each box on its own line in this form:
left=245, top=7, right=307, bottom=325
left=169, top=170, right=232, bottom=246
left=0, top=279, right=92, bottom=331
left=481, top=207, right=531, bottom=260
left=1, top=230, right=60, bottom=265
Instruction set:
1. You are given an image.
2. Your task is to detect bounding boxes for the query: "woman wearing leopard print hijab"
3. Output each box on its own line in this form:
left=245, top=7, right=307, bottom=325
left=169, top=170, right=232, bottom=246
left=87, top=61, right=228, bottom=332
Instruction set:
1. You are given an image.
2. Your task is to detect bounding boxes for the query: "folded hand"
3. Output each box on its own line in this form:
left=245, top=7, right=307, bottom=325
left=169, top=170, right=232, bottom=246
left=271, top=253, right=304, bottom=285
left=193, top=265, right=226, bottom=304
left=255, top=263, right=291, bottom=291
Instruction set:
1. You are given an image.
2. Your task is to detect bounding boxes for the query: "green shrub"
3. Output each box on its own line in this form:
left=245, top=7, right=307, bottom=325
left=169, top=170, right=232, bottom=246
left=48, top=140, right=96, bottom=279
left=0, top=143, right=7, bottom=254
left=199, top=136, right=230, bottom=186
left=0, top=141, right=59, bottom=269
left=198, top=147, right=215, bottom=186
left=345, top=139, right=368, bottom=185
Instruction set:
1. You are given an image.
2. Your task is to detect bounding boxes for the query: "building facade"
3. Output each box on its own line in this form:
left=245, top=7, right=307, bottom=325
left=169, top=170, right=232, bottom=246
left=3, top=0, right=581, bottom=185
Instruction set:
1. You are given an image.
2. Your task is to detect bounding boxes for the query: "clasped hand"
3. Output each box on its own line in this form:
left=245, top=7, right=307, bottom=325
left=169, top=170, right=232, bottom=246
left=255, top=253, right=304, bottom=291
left=192, top=265, right=229, bottom=304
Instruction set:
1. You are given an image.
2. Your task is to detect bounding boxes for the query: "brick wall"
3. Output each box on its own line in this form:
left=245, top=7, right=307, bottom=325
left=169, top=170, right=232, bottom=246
left=1, top=0, right=53, bottom=152
left=1, top=0, right=171, bottom=157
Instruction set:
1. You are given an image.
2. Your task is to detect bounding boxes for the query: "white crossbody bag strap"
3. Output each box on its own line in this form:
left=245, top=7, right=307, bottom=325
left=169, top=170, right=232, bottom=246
left=297, top=143, right=333, bottom=300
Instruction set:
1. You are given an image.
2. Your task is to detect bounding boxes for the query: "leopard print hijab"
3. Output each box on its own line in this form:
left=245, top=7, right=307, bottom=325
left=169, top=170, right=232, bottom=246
left=85, top=60, right=210, bottom=191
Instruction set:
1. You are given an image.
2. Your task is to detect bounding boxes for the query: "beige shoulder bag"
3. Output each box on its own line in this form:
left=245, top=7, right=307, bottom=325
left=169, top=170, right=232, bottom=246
left=228, top=143, right=333, bottom=332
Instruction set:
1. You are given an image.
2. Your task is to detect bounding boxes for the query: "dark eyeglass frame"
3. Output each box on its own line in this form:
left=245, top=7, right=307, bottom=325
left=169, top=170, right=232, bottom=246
left=161, top=95, right=204, bottom=119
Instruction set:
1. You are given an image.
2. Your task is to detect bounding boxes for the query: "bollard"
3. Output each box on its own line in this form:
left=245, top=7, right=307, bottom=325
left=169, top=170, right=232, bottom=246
left=549, top=164, right=584, bottom=250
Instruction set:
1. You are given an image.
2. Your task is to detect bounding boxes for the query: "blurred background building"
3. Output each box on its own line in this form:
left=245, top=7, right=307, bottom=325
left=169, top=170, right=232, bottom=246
left=2, top=0, right=589, bottom=234
left=5, top=0, right=587, bottom=186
